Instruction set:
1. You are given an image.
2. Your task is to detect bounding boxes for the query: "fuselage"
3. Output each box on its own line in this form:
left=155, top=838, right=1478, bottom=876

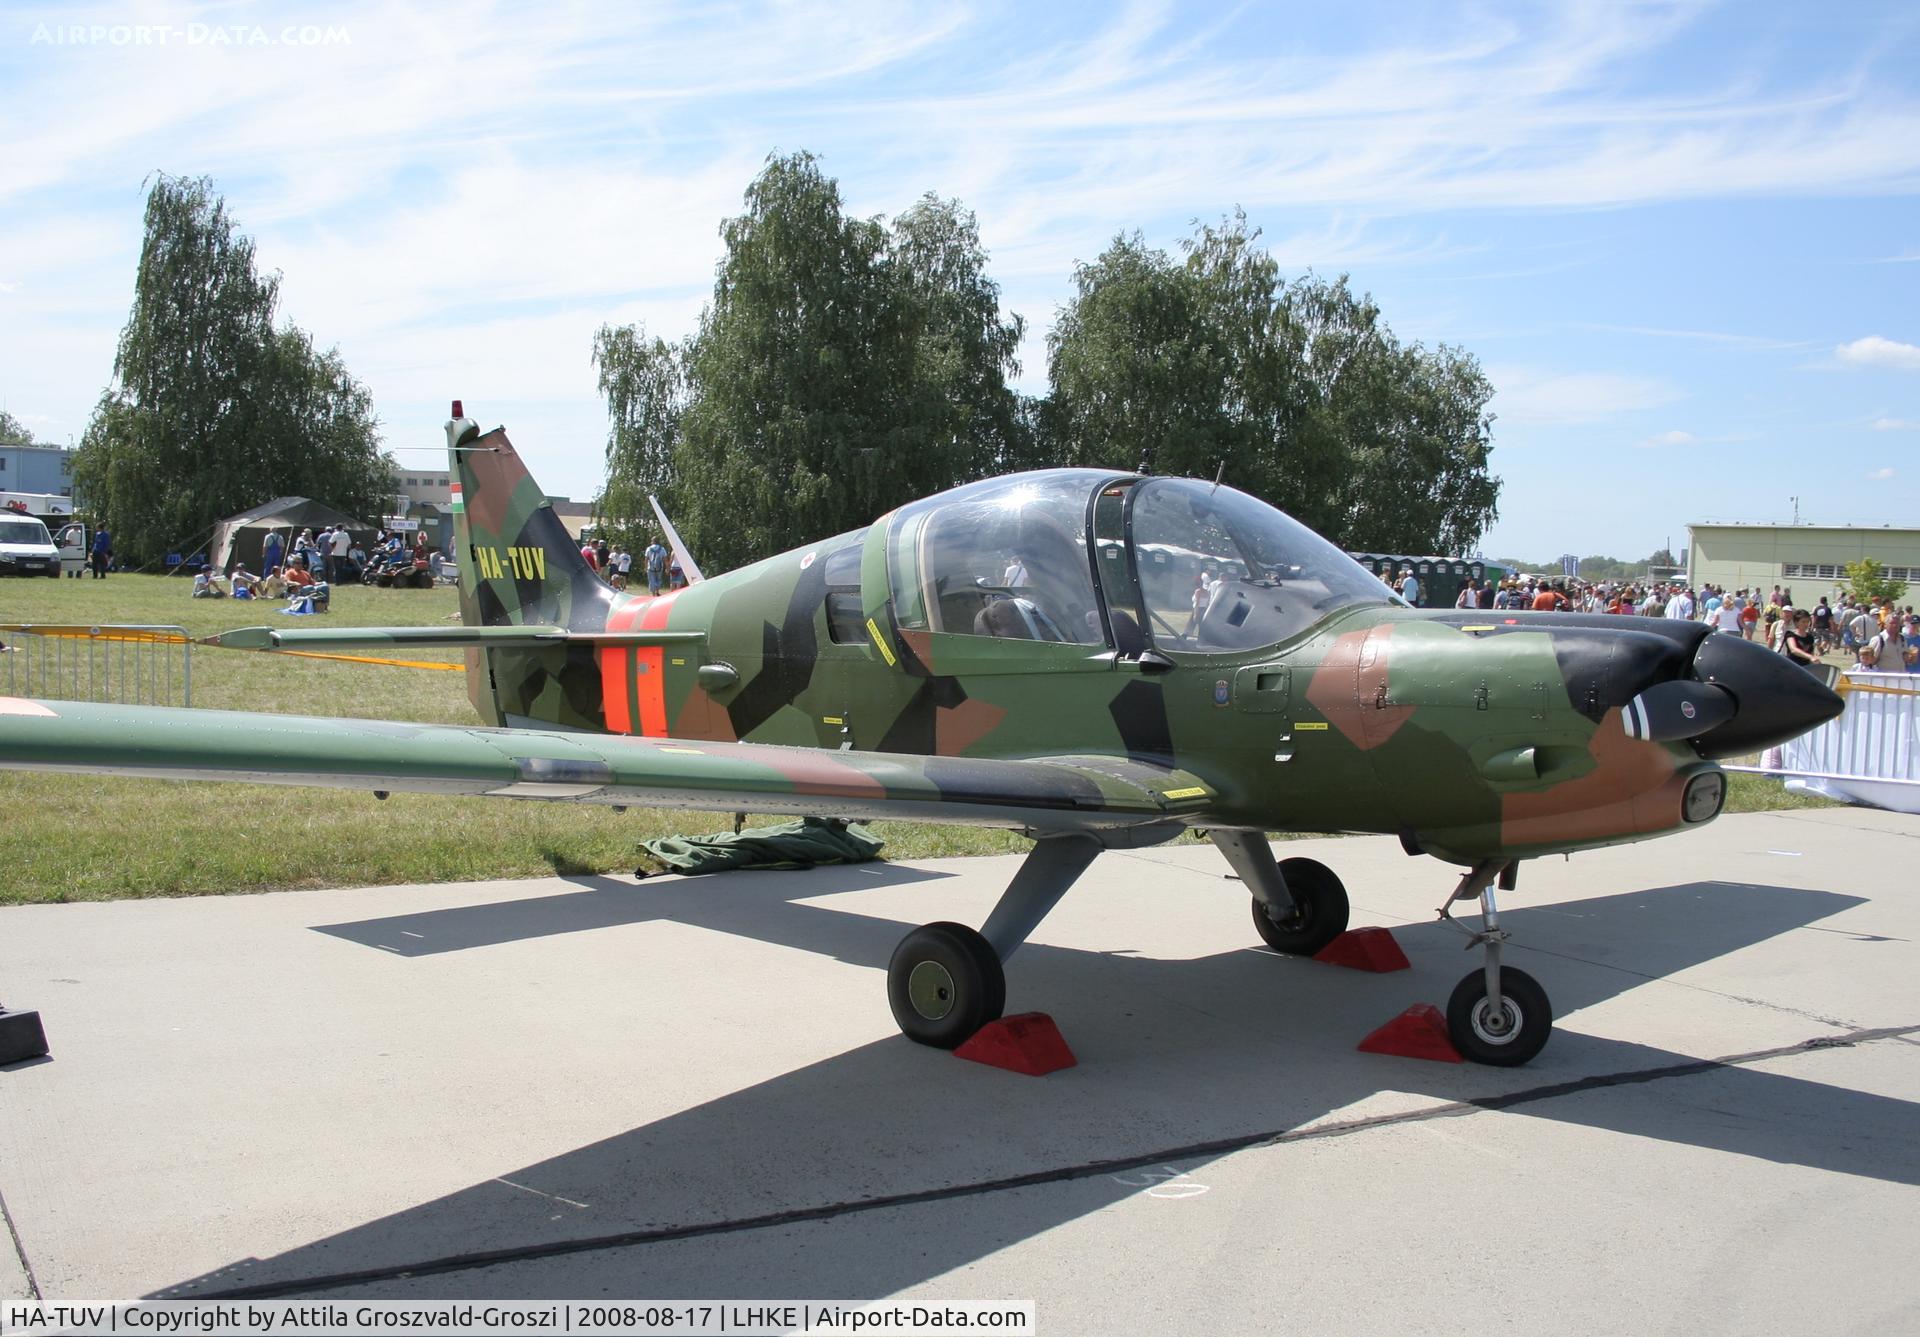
left=451, top=444, right=1840, bottom=865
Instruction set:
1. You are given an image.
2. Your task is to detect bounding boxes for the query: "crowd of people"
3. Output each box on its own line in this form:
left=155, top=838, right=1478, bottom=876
left=195, top=526, right=692, bottom=608
left=192, top=525, right=450, bottom=612
left=1432, top=573, right=1919, bottom=673
left=580, top=535, right=682, bottom=596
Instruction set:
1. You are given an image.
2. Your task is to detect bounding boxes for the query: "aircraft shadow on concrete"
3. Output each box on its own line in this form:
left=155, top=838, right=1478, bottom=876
left=310, top=863, right=951, bottom=961
left=161, top=873, right=1917, bottom=1300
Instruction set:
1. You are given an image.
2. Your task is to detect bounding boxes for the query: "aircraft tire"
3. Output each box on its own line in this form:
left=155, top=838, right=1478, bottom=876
left=887, top=921, right=1006, bottom=1049
left=1250, top=857, right=1349, bottom=955
left=1446, top=966, right=1551, bottom=1067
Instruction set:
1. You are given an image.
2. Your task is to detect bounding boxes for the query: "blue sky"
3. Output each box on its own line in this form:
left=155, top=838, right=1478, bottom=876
left=2, top=0, right=1916, bottom=562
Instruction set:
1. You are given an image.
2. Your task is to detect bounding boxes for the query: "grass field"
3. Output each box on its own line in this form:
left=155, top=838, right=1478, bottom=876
left=0, top=573, right=1834, bottom=903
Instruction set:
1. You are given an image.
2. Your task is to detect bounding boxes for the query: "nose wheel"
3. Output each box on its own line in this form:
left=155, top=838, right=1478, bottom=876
left=1437, top=860, right=1554, bottom=1066
left=1446, top=965, right=1551, bottom=1066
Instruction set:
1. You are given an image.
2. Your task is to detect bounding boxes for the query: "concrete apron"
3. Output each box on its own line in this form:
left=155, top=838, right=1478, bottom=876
left=0, top=808, right=1915, bottom=1329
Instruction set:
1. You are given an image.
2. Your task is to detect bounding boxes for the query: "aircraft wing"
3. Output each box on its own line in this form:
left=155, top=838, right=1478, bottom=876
left=0, top=698, right=1214, bottom=834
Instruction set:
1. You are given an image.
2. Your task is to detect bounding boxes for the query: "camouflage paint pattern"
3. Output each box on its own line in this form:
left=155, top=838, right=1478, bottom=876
left=417, top=412, right=1832, bottom=863
left=0, top=410, right=1842, bottom=866
left=0, top=695, right=1213, bottom=833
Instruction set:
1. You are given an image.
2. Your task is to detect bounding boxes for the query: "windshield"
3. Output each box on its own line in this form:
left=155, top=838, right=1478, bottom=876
left=0, top=519, right=52, bottom=546
left=1127, top=479, right=1394, bottom=651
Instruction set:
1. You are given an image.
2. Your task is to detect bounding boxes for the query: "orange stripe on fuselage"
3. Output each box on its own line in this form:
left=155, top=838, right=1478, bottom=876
left=634, top=645, right=667, bottom=736
left=640, top=589, right=680, bottom=630
left=600, top=600, right=647, bottom=734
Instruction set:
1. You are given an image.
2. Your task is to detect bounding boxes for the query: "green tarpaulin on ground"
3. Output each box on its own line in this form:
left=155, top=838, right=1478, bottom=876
left=637, top=818, right=885, bottom=875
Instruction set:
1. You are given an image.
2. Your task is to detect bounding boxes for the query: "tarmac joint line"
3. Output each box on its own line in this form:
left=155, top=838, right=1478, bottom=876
left=176, top=1021, right=1920, bottom=1302
left=0, top=1183, right=43, bottom=1302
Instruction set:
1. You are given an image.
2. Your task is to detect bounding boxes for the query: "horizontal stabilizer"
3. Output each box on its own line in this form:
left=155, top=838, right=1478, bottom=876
left=204, top=625, right=704, bottom=651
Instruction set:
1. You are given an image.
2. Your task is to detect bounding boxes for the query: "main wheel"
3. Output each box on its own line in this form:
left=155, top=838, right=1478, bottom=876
left=887, top=921, right=1006, bottom=1049
left=1446, top=966, right=1552, bottom=1067
left=1250, top=857, right=1349, bottom=955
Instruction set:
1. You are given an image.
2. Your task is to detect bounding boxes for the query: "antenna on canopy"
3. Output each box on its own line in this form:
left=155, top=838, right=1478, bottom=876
left=1210, top=460, right=1224, bottom=496
left=1137, top=446, right=1153, bottom=476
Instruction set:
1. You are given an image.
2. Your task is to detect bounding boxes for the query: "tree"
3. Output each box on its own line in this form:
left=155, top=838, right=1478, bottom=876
left=1044, top=212, right=1499, bottom=552
left=73, top=175, right=389, bottom=566
left=887, top=194, right=1030, bottom=483
left=1043, top=230, right=1237, bottom=481
left=1846, top=557, right=1909, bottom=607
left=599, top=155, right=1029, bottom=571
left=664, top=152, right=902, bottom=568
left=591, top=323, right=686, bottom=550
left=0, top=408, right=33, bottom=446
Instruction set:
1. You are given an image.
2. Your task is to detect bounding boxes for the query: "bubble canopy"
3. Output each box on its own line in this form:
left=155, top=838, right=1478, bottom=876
left=884, top=470, right=1395, bottom=654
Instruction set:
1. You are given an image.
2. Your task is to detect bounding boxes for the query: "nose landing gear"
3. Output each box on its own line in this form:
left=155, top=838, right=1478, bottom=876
left=1436, top=860, right=1552, bottom=1066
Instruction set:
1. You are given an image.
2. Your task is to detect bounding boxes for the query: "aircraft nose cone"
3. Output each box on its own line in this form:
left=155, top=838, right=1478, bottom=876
left=1688, top=632, right=1844, bottom=760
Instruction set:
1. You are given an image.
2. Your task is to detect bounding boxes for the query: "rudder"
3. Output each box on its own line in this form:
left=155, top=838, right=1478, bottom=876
left=445, top=402, right=620, bottom=724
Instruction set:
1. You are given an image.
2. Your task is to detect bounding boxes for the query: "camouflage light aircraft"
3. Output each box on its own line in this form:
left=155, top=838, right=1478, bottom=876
left=0, top=404, right=1843, bottom=1065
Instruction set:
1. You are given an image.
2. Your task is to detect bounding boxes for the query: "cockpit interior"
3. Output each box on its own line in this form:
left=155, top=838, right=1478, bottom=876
left=882, top=470, right=1394, bottom=657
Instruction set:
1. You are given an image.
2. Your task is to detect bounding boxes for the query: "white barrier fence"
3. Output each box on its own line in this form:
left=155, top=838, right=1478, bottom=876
left=0, top=623, right=193, bottom=707
left=1725, top=669, right=1920, bottom=813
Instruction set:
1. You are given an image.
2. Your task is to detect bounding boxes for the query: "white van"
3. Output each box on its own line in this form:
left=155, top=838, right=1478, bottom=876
left=0, top=513, right=61, bottom=577
left=53, top=522, right=90, bottom=577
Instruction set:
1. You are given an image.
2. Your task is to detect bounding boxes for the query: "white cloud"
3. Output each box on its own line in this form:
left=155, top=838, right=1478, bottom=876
left=1836, top=337, right=1920, bottom=372
left=1869, top=418, right=1918, bottom=431
left=6, top=2, right=1920, bottom=497
left=1488, top=366, right=1682, bottom=426
left=1868, top=467, right=1896, bottom=480
left=1581, top=323, right=1810, bottom=351
left=1638, top=430, right=1698, bottom=448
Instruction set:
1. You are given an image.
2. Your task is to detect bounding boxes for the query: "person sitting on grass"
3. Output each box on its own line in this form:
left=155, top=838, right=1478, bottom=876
left=191, top=566, right=227, bottom=597
left=261, top=565, right=287, bottom=598
left=283, top=556, right=329, bottom=610
left=230, top=564, right=260, bottom=599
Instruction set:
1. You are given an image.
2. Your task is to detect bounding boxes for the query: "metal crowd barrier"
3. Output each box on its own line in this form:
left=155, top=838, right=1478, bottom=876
left=1725, top=668, right=1920, bottom=807
left=0, top=624, right=193, bottom=707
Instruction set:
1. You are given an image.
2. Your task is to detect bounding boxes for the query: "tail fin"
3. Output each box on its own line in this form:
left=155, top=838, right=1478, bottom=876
left=446, top=402, right=621, bottom=723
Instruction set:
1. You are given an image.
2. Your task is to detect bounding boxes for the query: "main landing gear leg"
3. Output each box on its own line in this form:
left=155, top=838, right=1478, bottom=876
left=1437, top=859, right=1552, bottom=1066
left=1212, top=830, right=1349, bottom=956
left=887, top=834, right=1103, bottom=1049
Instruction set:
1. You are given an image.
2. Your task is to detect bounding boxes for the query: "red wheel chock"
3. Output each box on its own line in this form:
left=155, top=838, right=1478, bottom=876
left=1314, top=926, right=1411, bottom=972
left=955, top=1012, right=1078, bottom=1076
left=1357, top=1003, right=1463, bottom=1063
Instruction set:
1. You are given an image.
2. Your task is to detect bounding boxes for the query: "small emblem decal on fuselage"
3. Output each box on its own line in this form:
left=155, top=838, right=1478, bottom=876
left=800, top=551, right=817, bottom=570
left=1214, top=679, right=1231, bottom=706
